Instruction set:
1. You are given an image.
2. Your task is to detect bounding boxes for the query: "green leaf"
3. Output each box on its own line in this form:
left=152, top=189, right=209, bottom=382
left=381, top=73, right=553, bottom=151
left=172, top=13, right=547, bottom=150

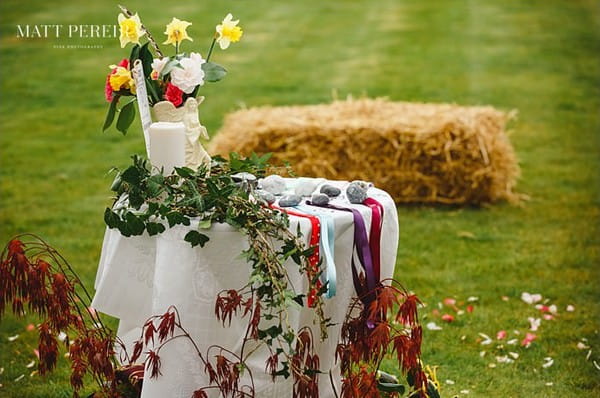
left=103, top=95, right=120, bottom=131
left=120, top=166, right=142, bottom=185
left=161, top=59, right=181, bottom=77
left=146, top=222, right=166, bottom=236
left=202, top=62, right=227, bottom=82
left=174, top=167, right=194, bottom=179
left=377, top=382, right=406, bottom=394
left=184, top=230, right=210, bottom=248
left=139, top=42, right=153, bottom=77
left=198, top=219, right=212, bottom=229
left=129, top=44, right=140, bottom=66
left=124, top=212, right=145, bottom=235
left=166, top=211, right=187, bottom=228
left=116, top=99, right=136, bottom=135
left=104, top=208, right=120, bottom=229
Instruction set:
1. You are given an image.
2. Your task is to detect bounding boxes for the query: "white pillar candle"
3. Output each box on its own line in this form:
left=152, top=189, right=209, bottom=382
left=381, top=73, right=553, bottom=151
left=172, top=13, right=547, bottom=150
left=149, top=122, right=186, bottom=175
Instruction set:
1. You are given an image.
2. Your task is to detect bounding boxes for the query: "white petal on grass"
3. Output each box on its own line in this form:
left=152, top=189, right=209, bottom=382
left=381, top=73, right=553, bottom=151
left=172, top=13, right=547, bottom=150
left=507, top=338, right=519, bottom=345
left=566, top=305, right=575, bottom=312
left=546, top=382, right=554, bottom=386
left=586, top=350, right=592, bottom=361
left=577, top=342, right=590, bottom=350
left=528, top=317, right=541, bottom=331
left=57, top=332, right=67, bottom=342
left=460, top=390, right=470, bottom=394
left=8, top=334, right=19, bottom=342
left=593, top=360, right=600, bottom=370
left=25, top=360, right=35, bottom=369
left=14, top=374, right=24, bottom=382
left=445, top=379, right=455, bottom=385
left=0, top=367, right=4, bottom=375
left=542, top=357, right=554, bottom=368
left=478, top=333, right=493, bottom=345
left=480, top=351, right=486, bottom=358
left=509, top=352, right=519, bottom=360
left=548, top=304, right=557, bottom=314
left=521, top=292, right=542, bottom=304
left=488, top=363, right=497, bottom=368
left=426, top=322, right=442, bottom=331
left=467, top=296, right=479, bottom=302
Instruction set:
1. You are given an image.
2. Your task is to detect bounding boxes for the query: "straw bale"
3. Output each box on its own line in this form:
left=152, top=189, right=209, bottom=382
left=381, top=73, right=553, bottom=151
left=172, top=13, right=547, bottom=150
left=209, top=98, right=521, bottom=205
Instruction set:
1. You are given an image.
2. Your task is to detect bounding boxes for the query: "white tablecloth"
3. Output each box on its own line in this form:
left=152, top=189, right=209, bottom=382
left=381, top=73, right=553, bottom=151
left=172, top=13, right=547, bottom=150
left=92, top=179, right=398, bottom=398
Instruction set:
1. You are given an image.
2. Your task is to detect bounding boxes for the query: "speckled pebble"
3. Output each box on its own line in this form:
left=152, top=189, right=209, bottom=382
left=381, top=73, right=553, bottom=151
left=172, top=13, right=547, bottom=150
left=258, top=175, right=287, bottom=195
left=346, top=183, right=368, bottom=204
left=351, top=180, right=373, bottom=191
left=278, top=194, right=302, bottom=207
left=320, top=184, right=341, bottom=197
left=311, top=193, right=330, bottom=206
left=294, top=178, right=319, bottom=197
left=254, top=189, right=276, bottom=204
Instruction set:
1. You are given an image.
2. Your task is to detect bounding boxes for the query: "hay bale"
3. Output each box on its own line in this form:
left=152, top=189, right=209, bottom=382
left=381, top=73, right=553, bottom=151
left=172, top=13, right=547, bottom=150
left=209, top=98, right=521, bottom=205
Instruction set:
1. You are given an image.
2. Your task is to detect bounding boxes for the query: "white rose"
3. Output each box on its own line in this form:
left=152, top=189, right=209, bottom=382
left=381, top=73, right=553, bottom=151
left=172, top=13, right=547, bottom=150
left=170, top=52, right=205, bottom=94
left=151, top=57, right=169, bottom=75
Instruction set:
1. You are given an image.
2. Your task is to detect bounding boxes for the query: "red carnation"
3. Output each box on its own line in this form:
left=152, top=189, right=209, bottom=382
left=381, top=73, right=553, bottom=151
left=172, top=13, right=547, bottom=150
left=164, top=82, right=184, bottom=107
left=105, top=59, right=130, bottom=102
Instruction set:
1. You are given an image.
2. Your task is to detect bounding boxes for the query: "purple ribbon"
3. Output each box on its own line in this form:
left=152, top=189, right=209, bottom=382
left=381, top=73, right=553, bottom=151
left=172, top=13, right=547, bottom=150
left=307, top=201, right=378, bottom=304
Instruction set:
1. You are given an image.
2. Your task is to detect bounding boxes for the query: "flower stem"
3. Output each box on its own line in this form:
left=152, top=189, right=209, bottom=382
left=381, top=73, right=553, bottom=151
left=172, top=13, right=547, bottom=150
left=206, top=37, right=216, bottom=62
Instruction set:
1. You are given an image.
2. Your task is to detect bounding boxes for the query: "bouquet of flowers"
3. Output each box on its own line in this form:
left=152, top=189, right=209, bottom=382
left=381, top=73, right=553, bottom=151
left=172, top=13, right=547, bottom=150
left=103, top=6, right=243, bottom=134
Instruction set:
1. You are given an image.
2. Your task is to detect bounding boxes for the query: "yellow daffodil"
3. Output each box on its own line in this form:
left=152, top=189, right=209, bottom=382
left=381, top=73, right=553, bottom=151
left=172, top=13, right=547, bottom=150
left=163, top=17, right=193, bottom=47
left=216, top=13, right=243, bottom=50
left=108, top=65, right=136, bottom=93
left=118, top=13, right=145, bottom=48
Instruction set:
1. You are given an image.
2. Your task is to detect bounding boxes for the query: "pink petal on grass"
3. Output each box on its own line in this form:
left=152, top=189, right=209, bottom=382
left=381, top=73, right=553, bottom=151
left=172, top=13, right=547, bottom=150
left=467, top=305, right=474, bottom=313
left=497, top=330, right=507, bottom=340
left=25, top=324, right=35, bottom=332
left=443, top=298, right=456, bottom=306
left=442, top=314, right=455, bottom=322
left=528, top=317, right=541, bottom=331
left=521, top=292, right=542, bottom=304
left=566, top=305, right=575, bottom=312
left=33, top=349, right=39, bottom=359
left=521, top=332, right=537, bottom=347
left=543, top=314, right=555, bottom=321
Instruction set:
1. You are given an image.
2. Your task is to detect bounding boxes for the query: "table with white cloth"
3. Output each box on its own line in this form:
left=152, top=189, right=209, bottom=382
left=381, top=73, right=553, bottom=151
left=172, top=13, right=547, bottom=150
left=92, top=178, right=399, bottom=398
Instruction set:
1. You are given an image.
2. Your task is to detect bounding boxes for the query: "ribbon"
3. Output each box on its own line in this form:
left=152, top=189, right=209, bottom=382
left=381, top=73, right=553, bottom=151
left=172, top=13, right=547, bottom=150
left=307, top=201, right=377, bottom=305
left=295, top=204, right=337, bottom=298
left=270, top=204, right=322, bottom=307
left=363, top=197, right=384, bottom=281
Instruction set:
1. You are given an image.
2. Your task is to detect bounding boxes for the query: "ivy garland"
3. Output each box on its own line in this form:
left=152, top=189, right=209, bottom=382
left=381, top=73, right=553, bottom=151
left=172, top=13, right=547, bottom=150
left=103, top=153, right=330, bottom=361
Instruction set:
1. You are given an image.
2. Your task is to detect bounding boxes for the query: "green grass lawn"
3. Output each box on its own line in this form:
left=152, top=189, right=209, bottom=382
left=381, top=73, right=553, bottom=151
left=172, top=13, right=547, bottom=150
left=1, top=0, right=599, bottom=397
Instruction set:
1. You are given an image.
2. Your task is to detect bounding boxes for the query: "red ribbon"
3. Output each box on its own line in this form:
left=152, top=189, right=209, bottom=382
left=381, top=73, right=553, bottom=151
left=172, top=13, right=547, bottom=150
left=363, top=197, right=384, bottom=281
left=270, top=204, right=322, bottom=307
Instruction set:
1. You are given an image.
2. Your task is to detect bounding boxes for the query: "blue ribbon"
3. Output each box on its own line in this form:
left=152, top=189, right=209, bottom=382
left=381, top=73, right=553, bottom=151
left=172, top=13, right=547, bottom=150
left=295, top=204, right=337, bottom=299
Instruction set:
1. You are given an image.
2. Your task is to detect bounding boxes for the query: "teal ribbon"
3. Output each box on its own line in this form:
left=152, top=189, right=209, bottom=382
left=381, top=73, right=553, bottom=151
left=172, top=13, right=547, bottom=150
left=295, top=204, right=337, bottom=298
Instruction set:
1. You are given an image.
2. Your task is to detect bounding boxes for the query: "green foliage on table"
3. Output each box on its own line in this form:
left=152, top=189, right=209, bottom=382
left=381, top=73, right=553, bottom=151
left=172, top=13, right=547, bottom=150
left=104, top=153, right=329, bottom=364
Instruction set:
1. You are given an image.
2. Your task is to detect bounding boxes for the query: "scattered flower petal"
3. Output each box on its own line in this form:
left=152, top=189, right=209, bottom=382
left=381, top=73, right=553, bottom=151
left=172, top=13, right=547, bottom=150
left=507, top=338, right=519, bottom=345
left=29, top=370, right=38, bottom=377
left=521, top=292, right=542, bottom=304
left=26, top=360, right=35, bottom=369
left=521, top=332, right=537, bottom=347
left=26, top=324, right=35, bottom=332
left=443, top=298, right=456, bottom=306
left=548, top=304, right=557, bottom=314
left=426, top=322, right=442, bottom=331
left=445, top=379, right=455, bottom=385
left=497, top=330, right=507, bottom=340
left=480, top=351, right=487, bottom=358
left=542, top=357, right=554, bottom=368
left=432, top=309, right=440, bottom=317
left=501, top=296, right=509, bottom=301
left=543, top=314, right=555, bottom=321
left=479, top=333, right=493, bottom=345
left=466, top=305, right=474, bottom=313
left=14, top=374, right=24, bottom=382
left=437, top=302, right=443, bottom=309
left=546, top=382, right=553, bottom=386
left=509, top=352, right=519, bottom=360
left=488, top=363, right=496, bottom=368
left=8, top=334, right=19, bottom=342
left=58, top=331, right=67, bottom=342
left=460, top=335, right=467, bottom=341
left=460, top=390, right=470, bottom=394
left=496, top=355, right=514, bottom=364
left=33, top=349, right=39, bottom=359
left=513, top=330, right=521, bottom=335
left=586, top=350, right=592, bottom=360
left=457, top=310, right=465, bottom=315
left=442, top=314, right=455, bottom=323
left=593, top=360, right=600, bottom=370
left=528, top=317, right=541, bottom=331
left=0, top=367, right=4, bottom=375
left=467, top=296, right=479, bottom=302
left=566, top=305, right=575, bottom=312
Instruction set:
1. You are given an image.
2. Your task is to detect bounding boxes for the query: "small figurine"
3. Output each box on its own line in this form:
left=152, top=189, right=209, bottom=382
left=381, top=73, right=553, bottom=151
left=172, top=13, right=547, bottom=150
left=182, top=97, right=211, bottom=171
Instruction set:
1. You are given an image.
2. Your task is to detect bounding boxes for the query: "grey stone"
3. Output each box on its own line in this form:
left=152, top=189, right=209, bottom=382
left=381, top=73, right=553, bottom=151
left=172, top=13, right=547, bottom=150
left=278, top=194, right=302, bottom=207
left=258, top=175, right=287, bottom=195
left=294, top=178, right=319, bottom=197
left=254, top=189, right=276, bottom=204
left=311, top=193, right=330, bottom=206
left=320, top=184, right=341, bottom=197
left=346, top=183, right=368, bottom=204
left=351, top=180, right=373, bottom=191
